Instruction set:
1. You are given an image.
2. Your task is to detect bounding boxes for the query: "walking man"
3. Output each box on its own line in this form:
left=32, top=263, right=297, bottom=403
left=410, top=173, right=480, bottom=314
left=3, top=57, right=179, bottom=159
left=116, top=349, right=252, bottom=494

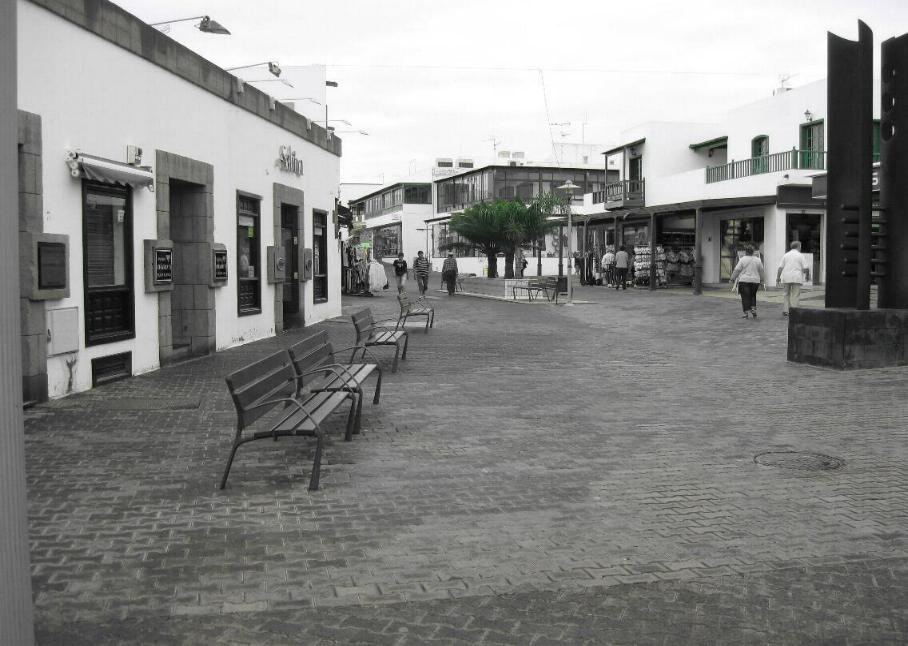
left=442, top=251, right=458, bottom=296
left=413, top=250, right=430, bottom=297
left=777, top=240, right=810, bottom=317
left=601, top=247, right=616, bottom=286
left=392, top=252, right=408, bottom=292
left=614, top=245, right=630, bottom=290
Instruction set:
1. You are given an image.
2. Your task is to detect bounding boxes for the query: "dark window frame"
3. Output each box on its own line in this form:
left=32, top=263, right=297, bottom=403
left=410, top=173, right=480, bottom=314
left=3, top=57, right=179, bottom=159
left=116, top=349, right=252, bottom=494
left=312, top=209, right=329, bottom=302
left=82, top=181, right=135, bottom=347
left=236, top=190, right=262, bottom=316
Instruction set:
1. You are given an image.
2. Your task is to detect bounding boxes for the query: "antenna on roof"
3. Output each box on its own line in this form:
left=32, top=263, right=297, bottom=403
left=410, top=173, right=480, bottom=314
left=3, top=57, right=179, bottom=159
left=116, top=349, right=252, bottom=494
left=774, top=73, right=796, bottom=96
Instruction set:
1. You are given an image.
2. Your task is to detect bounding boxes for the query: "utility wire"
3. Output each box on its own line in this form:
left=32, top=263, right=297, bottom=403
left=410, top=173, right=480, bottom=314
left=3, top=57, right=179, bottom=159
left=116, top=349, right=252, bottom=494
left=285, top=63, right=773, bottom=78
left=537, top=69, right=558, bottom=164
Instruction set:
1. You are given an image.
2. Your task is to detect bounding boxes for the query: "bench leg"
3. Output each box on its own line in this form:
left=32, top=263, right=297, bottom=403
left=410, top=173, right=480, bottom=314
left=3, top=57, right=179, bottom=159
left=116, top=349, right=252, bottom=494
left=372, top=368, right=382, bottom=405
left=343, top=392, right=357, bottom=441
left=308, top=431, right=325, bottom=491
left=401, top=333, right=409, bottom=360
left=352, top=388, right=363, bottom=435
left=219, top=434, right=256, bottom=489
left=391, top=344, right=400, bottom=373
left=424, top=314, right=430, bottom=333
left=430, top=311, right=435, bottom=328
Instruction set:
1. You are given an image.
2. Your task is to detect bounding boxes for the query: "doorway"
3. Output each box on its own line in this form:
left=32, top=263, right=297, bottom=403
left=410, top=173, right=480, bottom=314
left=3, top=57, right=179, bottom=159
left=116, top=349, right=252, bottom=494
left=719, top=217, right=764, bottom=281
left=786, top=213, right=822, bottom=284
left=169, top=179, right=212, bottom=357
left=281, top=204, right=302, bottom=328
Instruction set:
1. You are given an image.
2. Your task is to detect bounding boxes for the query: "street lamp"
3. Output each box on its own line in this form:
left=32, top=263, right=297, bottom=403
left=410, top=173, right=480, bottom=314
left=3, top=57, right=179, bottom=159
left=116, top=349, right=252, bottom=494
left=150, top=15, right=231, bottom=34
left=226, top=61, right=281, bottom=77
left=557, top=180, right=580, bottom=305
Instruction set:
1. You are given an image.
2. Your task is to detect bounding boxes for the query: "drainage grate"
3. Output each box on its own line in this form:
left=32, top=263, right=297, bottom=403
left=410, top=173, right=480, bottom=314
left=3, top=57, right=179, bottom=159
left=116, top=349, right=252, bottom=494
left=754, top=451, right=845, bottom=471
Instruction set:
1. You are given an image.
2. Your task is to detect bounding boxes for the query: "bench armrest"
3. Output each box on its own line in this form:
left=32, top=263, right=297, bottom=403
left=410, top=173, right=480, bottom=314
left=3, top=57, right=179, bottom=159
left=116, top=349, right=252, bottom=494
left=247, top=396, right=319, bottom=436
left=300, top=363, right=358, bottom=387
left=334, top=344, right=385, bottom=370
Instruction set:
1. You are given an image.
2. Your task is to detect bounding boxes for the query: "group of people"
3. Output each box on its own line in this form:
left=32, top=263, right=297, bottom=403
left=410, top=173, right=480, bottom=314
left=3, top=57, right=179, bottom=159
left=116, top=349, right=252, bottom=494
left=730, top=240, right=810, bottom=319
left=600, top=246, right=631, bottom=290
left=390, top=250, right=460, bottom=296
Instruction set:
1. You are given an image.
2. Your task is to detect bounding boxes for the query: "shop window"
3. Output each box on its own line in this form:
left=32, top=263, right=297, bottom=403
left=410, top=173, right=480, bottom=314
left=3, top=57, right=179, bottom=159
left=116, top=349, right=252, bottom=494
left=83, top=183, right=134, bottom=346
left=313, top=210, right=329, bottom=302
left=237, top=193, right=261, bottom=316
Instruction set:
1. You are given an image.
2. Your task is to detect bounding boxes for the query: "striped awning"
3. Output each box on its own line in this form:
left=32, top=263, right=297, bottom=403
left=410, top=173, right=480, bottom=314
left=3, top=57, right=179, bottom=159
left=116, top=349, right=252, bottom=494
left=67, top=153, right=154, bottom=190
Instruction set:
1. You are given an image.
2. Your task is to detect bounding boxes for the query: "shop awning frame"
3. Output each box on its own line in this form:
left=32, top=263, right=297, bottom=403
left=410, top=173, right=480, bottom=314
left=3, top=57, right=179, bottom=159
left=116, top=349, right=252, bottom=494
left=67, top=152, right=155, bottom=191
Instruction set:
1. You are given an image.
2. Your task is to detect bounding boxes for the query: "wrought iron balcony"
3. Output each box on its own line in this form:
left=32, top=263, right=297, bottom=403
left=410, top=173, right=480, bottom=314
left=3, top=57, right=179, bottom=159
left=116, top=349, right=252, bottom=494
left=705, top=148, right=826, bottom=184
left=600, top=178, right=645, bottom=210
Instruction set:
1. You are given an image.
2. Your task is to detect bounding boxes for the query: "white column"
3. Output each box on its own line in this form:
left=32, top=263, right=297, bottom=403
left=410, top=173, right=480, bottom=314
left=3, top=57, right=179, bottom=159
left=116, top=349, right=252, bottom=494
left=0, top=1, right=36, bottom=644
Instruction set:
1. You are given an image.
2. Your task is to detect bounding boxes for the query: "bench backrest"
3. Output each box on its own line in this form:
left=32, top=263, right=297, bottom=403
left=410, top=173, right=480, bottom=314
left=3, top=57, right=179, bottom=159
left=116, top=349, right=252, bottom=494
left=351, top=308, right=375, bottom=344
left=397, top=292, right=412, bottom=314
left=288, top=331, right=336, bottom=390
left=224, top=349, right=297, bottom=430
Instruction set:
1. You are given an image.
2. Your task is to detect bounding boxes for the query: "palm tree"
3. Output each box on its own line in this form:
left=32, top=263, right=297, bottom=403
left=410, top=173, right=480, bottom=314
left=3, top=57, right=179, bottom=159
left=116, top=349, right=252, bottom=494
left=445, top=200, right=511, bottom=278
left=527, top=193, right=568, bottom=276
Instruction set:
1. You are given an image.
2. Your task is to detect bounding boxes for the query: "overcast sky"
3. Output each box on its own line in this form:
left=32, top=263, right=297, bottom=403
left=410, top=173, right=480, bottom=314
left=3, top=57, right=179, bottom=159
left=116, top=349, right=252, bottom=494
left=114, top=1, right=908, bottom=185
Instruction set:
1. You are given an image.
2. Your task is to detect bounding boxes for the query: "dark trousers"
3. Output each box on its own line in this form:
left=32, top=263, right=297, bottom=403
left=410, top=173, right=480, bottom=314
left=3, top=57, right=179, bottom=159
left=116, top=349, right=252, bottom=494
left=443, top=271, right=456, bottom=295
left=739, top=282, right=759, bottom=311
left=614, top=267, right=628, bottom=289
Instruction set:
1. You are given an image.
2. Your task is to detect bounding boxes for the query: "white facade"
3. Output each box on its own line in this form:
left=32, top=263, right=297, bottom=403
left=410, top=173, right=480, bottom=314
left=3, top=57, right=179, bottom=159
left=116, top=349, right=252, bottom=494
left=17, top=0, right=342, bottom=399
left=589, top=79, right=881, bottom=287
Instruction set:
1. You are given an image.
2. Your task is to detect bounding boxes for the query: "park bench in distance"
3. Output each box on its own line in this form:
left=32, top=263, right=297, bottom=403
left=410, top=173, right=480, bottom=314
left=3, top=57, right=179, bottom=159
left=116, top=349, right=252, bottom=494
left=221, top=349, right=357, bottom=491
left=289, top=329, right=382, bottom=435
left=397, top=291, right=435, bottom=332
left=351, top=308, right=409, bottom=373
left=512, top=276, right=559, bottom=303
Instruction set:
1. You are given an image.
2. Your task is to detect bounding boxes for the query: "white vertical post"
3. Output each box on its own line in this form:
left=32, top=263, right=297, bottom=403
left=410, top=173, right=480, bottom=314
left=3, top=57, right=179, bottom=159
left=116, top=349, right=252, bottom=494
left=0, top=1, right=36, bottom=644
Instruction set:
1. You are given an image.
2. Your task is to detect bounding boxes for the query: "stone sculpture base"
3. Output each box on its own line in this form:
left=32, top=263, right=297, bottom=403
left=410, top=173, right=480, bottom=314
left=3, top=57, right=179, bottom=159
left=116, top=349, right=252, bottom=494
left=788, top=307, right=908, bottom=369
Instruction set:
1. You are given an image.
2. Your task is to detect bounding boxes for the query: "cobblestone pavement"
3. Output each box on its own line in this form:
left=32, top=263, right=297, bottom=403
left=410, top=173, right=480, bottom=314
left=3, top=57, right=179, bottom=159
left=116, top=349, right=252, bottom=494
left=24, top=280, right=908, bottom=644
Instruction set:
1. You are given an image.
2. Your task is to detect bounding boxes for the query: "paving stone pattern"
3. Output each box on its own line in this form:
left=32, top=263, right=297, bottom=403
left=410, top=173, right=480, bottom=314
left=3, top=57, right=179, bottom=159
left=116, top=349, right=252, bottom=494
left=24, top=281, right=908, bottom=644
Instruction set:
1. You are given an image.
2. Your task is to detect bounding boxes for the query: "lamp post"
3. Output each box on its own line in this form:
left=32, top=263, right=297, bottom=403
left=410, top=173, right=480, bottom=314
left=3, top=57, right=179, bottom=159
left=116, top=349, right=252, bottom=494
left=557, top=180, right=580, bottom=305
left=150, top=15, right=231, bottom=34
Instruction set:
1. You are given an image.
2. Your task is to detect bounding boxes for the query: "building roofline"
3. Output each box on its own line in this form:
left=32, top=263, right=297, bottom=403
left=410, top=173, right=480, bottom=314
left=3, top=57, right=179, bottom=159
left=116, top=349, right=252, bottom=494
left=689, top=136, right=728, bottom=151
left=603, top=138, right=646, bottom=155
left=28, top=0, right=341, bottom=157
left=432, top=163, right=604, bottom=184
left=348, top=181, right=433, bottom=204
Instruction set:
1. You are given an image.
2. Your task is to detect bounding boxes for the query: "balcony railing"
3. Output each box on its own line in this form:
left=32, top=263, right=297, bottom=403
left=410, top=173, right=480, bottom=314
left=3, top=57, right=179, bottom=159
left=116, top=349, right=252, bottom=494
left=705, top=148, right=825, bottom=183
left=594, top=178, right=645, bottom=209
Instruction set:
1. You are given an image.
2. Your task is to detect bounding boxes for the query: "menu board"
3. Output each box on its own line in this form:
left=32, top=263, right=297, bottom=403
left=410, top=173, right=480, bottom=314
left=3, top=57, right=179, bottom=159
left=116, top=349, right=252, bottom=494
left=154, top=248, right=173, bottom=283
left=214, top=249, right=228, bottom=281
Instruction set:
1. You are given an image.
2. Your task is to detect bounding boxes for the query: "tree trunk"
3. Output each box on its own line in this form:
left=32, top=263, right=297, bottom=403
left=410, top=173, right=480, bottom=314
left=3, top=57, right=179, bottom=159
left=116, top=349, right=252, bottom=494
left=504, top=251, right=515, bottom=278
left=486, top=252, right=498, bottom=278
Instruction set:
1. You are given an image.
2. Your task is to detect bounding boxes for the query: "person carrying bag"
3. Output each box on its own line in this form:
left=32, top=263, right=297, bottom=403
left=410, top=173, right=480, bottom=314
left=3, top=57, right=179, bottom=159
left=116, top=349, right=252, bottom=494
left=730, top=245, right=765, bottom=319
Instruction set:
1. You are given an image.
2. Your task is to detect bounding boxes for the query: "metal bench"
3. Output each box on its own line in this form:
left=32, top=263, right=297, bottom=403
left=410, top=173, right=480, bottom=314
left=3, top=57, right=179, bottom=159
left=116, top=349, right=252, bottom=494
left=288, top=330, right=382, bottom=435
left=397, top=291, right=435, bottom=332
left=221, top=349, right=357, bottom=491
left=511, top=276, right=559, bottom=302
left=351, top=308, right=409, bottom=373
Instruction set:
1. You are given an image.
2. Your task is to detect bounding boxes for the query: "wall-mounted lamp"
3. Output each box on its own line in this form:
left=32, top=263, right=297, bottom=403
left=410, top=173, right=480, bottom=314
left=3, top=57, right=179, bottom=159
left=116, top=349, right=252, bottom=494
left=150, top=15, right=230, bottom=35
left=226, top=61, right=281, bottom=77
left=804, top=109, right=813, bottom=122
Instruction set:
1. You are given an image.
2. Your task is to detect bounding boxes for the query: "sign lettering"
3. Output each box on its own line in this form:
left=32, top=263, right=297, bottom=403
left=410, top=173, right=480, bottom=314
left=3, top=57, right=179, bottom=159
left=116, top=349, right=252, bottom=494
left=278, top=145, right=304, bottom=176
left=154, top=248, right=173, bottom=284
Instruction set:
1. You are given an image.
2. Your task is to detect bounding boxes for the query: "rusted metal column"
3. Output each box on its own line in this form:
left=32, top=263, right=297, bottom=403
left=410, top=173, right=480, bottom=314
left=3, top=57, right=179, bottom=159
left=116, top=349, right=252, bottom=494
left=0, top=1, right=36, bottom=644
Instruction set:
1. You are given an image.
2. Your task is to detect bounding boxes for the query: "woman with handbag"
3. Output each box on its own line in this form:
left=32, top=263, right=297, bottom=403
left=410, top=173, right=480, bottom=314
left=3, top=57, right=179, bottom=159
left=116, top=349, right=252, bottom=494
left=730, top=245, right=765, bottom=319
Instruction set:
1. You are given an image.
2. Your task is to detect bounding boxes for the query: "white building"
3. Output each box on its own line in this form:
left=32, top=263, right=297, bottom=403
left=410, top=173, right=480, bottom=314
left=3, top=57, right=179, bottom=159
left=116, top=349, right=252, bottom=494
left=16, top=0, right=342, bottom=401
left=349, top=182, right=434, bottom=263
left=584, top=79, right=881, bottom=287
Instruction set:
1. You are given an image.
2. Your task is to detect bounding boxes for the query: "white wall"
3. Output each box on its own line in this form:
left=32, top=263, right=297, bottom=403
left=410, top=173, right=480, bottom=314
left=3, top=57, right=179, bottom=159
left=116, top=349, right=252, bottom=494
left=18, top=1, right=341, bottom=397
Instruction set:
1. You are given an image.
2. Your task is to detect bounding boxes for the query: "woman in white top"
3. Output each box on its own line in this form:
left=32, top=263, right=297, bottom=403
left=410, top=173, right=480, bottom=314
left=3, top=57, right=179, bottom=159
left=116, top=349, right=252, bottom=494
left=730, top=245, right=765, bottom=319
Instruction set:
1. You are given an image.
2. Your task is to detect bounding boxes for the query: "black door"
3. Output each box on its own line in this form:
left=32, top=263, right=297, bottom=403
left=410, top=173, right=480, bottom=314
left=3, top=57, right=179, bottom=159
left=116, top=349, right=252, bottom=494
left=281, top=205, right=301, bottom=327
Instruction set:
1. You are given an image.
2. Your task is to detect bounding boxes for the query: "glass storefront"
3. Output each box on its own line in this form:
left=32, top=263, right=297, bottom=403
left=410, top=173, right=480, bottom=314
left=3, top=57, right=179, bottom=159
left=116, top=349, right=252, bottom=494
left=719, top=217, right=764, bottom=281
left=371, top=223, right=401, bottom=258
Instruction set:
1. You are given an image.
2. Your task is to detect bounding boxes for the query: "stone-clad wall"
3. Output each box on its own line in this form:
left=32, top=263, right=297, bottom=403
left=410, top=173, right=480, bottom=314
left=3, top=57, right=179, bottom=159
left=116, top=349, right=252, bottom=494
left=788, top=307, right=908, bottom=369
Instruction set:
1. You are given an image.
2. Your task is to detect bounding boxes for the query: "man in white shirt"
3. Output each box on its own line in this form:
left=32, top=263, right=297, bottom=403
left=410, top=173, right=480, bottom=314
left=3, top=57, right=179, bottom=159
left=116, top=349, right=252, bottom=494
left=777, top=240, right=810, bottom=317
left=614, top=246, right=630, bottom=290
left=601, top=248, right=616, bottom=286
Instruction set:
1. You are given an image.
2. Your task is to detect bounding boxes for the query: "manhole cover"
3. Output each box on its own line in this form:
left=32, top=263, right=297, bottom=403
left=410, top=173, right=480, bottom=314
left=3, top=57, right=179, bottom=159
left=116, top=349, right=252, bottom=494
left=754, top=451, right=845, bottom=471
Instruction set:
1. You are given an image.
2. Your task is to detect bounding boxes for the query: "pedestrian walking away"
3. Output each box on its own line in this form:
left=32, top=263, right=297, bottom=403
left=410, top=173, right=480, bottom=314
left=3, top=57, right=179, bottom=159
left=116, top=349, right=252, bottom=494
left=441, top=252, right=458, bottom=296
left=413, top=250, right=431, bottom=296
left=777, top=240, right=810, bottom=317
left=730, top=245, right=765, bottom=319
left=392, top=252, right=408, bottom=292
left=614, top=245, right=630, bottom=290
left=601, top=247, right=616, bottom=287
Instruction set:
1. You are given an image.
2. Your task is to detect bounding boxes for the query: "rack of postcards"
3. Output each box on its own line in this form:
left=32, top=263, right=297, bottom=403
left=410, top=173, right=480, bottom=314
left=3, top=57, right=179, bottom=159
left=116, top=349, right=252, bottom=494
left=659, top=230, right=696, bottom=286
left=632, top=245, right=665, bottom=287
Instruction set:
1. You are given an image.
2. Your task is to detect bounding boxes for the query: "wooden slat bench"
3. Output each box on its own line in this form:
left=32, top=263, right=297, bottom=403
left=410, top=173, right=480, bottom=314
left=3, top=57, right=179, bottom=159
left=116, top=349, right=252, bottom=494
left=397, top=292, right=435, bottom=332
left=351, top=308, right=409, bottom=373
left=221, top=349, right=357, bottom=491
left=289, top=330, right=382, bottom=435
left=511, top=276, right=559, bottom=303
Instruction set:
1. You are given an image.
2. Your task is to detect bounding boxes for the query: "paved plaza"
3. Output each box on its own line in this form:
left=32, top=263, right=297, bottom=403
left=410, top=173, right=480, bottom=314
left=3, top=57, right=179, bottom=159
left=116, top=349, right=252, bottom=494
left=24, top=280, right=908, bottom=644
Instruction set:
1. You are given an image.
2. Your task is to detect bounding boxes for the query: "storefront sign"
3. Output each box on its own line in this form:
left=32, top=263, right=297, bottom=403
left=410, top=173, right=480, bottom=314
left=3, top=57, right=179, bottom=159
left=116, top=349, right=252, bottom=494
left=214, top=249, right=228, bottom=281
left=154, top=248, right=173, bottom=284
left=278, top=145, right=304, bottom=176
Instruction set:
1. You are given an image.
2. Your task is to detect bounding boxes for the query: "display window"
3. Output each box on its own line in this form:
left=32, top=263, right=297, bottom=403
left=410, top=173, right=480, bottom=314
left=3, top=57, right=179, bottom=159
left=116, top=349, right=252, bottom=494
left=83, top=182, right=134, bottom=345
left=237, top=193, right=261, bottom=315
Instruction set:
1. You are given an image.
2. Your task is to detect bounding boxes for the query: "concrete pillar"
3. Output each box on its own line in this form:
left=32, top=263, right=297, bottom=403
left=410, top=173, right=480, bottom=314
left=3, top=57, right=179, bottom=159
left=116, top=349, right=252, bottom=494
left=0, top=1, right=37, bottom=644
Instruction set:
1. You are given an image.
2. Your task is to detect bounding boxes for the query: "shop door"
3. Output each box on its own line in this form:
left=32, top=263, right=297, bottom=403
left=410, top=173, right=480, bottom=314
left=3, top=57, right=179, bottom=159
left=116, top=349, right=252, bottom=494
left=786, top=213, right=822, bottom=284
left=281, top=205, right=301, bottom=328
left=719, top=218, right=764, bottom=281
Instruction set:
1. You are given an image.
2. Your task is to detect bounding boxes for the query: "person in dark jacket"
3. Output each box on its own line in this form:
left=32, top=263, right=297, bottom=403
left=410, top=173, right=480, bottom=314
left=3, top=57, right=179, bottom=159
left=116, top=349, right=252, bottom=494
left=441, top=252, right=458, bottom=296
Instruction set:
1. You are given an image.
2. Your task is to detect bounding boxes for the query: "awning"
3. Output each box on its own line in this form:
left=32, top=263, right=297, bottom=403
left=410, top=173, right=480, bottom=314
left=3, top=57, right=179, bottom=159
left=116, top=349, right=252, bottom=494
left=689, top=135, right=728, bottom=152
left=67, top=152, right=154, bottom=190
